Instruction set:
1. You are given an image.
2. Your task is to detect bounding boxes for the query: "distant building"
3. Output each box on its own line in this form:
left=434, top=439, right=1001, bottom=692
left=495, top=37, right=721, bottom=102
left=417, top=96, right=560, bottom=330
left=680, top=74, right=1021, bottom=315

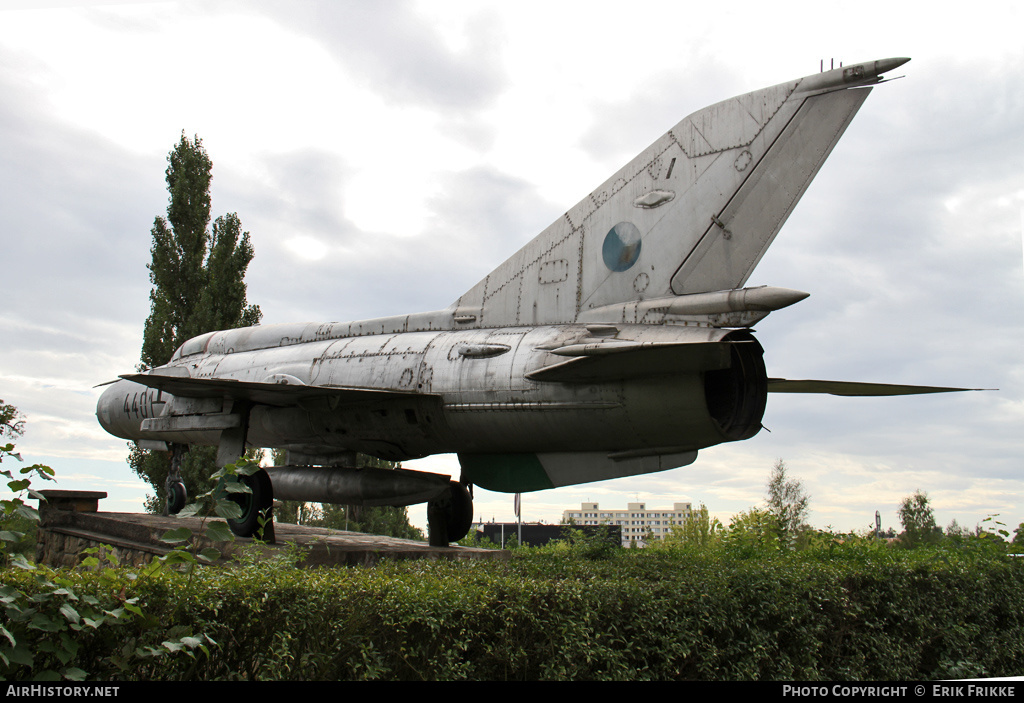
left=562, top=501, right=692, bottom=547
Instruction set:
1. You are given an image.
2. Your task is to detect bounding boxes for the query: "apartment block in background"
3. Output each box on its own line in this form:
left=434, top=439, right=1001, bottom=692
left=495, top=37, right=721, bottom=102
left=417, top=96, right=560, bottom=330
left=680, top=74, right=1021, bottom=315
left=562, top=501, right=692, bottom=547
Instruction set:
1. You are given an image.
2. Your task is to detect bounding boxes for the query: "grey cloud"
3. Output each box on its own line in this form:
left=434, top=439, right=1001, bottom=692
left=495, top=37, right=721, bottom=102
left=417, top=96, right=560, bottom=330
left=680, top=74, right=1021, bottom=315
left=0, top=55, right=161, bottom=326
left=423, top=166, right=558, bottom=261
left=577, top=60, right=741, bottom=167
left=247, top=0, right=506, bottom=112
left=246, top=163, right=558, bottom=325
left=225, top=148, right=356, bottom=242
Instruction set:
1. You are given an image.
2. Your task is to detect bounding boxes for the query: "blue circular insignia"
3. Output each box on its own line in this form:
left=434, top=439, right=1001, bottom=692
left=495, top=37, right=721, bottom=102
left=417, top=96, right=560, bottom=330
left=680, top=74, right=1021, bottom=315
left=602, top=222, right=642, bottom=272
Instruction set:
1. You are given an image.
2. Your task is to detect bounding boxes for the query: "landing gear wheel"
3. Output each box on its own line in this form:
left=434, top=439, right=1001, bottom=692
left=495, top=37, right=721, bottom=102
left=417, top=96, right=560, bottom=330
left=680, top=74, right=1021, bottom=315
left=427, top=481, right=473, bottom=547
left=164, top=443, right=188, bottom=516
left=167, top=481, right=188, bottom=515
left=224, top=468, right=274, bottom=540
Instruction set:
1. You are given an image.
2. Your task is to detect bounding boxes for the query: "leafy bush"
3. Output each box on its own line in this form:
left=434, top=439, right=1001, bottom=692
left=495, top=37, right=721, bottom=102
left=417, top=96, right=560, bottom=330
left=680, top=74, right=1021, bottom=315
left=5, top=537, right=1022, bottom=681
left=5, top=438, right=1021, bottom=681
left=0, top=438, right=221, bottom=681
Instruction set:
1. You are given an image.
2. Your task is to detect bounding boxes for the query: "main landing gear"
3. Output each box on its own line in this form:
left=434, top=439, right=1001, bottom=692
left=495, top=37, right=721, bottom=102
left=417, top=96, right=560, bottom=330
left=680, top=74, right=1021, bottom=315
left=427, top=481, right=473, bottom=547
left=222, top=468, right=275, bottom=542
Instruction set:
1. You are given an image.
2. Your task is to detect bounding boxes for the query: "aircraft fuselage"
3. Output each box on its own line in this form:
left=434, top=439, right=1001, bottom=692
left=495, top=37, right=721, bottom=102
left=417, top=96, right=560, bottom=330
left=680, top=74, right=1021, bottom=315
left=98, top=318, right=766, bottom=491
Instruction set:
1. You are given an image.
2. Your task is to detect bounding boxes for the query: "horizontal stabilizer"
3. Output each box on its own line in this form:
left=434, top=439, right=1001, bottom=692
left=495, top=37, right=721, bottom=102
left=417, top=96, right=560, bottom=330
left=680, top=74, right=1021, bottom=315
left=767, top=379, right=987, bottom=396
left=120, top=372, right=428, bottom=407
left=527, top=341, right=736, bottom=383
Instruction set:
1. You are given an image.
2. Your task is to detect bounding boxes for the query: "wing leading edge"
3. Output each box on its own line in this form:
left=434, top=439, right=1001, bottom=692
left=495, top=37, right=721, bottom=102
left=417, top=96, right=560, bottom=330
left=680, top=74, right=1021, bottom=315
left=120, top=372, right=430, bottom=407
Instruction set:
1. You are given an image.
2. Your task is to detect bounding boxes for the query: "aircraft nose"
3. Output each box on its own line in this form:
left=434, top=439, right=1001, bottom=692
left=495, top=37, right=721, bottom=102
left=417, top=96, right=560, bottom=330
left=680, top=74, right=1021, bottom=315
left=96, top=378, right=148, bottom=440
left=96, top=380, right=122, bottom=437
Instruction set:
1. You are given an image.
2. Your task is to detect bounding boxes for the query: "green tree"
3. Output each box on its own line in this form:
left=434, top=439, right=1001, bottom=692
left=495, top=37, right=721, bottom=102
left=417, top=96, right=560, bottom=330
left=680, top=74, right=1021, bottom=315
left=766, top=459, right=810, bottom=547
left=1, top=400, right=25, bottom=441
left=129, top=133, right=262, bottom=512
left=0, top=400, right=43, bottom=562
left=724, top=506, right=779, bottom=551
left=195, top=212, right=262, bottom=337
left=664, top=503, right=722, bottom=547
left=946, top=518, right=970, bottom=538
left=1012, top=522, right=1024, bottom=549
left=897, top=489, right=939, bottom=548
left=686, top=503, right=722, bottom=545
left=284, top=500, right=423, bottom=541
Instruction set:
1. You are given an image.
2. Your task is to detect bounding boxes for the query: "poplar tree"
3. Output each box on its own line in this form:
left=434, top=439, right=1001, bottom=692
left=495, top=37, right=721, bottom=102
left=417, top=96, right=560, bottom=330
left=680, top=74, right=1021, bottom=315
left=129, top=133, right=261, bottom=512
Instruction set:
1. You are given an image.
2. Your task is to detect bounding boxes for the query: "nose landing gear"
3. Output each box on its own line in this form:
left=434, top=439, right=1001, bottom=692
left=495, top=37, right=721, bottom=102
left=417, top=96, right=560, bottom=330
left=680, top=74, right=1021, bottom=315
left=164, top=443, right=188, bottom=516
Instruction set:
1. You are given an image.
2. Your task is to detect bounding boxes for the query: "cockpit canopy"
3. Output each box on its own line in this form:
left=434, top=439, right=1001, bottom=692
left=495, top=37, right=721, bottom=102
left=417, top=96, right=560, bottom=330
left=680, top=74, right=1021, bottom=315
left=171, top=331, right=217, bottom=360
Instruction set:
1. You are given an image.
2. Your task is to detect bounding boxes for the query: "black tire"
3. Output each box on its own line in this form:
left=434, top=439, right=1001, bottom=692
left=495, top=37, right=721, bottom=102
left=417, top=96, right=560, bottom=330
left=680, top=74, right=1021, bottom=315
left=446, top=482, right=473, bottom=541
left=427, top=481, right=474, bottom=546
left=167, top=481, right=188, bottom=515
left=225, top=469, right=274, bottom=538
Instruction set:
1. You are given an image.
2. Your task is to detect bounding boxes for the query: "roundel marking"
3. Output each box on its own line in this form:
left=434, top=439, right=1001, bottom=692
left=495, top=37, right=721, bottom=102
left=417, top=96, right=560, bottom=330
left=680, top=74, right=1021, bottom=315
left=602, top=222, right=642, bottom=272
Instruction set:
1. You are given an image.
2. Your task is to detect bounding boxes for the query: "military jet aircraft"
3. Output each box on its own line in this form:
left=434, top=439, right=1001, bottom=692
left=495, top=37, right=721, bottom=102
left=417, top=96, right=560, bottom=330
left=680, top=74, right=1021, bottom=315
left=97, top=56, right=974, bottom=545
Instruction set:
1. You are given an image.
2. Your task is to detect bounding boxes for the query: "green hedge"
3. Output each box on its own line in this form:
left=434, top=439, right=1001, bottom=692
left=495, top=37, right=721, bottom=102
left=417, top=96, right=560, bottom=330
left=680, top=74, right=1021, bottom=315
left=3, top=541, right=1023, bottom=680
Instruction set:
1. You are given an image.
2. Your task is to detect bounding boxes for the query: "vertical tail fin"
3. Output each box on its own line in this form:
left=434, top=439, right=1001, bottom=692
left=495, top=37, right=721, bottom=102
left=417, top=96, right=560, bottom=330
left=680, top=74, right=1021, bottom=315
left=451, top=58, right=908, bottom=328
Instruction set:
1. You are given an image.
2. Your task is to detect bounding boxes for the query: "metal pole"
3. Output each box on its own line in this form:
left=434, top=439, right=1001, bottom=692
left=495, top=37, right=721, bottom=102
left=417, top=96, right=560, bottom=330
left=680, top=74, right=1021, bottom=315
left=516, top=492, right=522, bottom=545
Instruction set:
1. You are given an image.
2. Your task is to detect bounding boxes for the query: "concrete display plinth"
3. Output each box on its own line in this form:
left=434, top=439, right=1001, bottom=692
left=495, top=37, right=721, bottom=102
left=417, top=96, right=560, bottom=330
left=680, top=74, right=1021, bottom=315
left=35, top=491, right=506, bottom=568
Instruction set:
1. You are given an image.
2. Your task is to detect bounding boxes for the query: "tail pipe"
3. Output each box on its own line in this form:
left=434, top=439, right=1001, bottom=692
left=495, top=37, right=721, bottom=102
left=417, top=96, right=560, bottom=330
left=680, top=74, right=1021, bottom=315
left=703, top=330, right=768, bottom=441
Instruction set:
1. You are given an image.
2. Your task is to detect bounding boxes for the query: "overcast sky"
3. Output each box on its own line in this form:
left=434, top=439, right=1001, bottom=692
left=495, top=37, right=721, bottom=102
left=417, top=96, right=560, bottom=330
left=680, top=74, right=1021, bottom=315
left=2, top=0, right=1022, bottom=537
